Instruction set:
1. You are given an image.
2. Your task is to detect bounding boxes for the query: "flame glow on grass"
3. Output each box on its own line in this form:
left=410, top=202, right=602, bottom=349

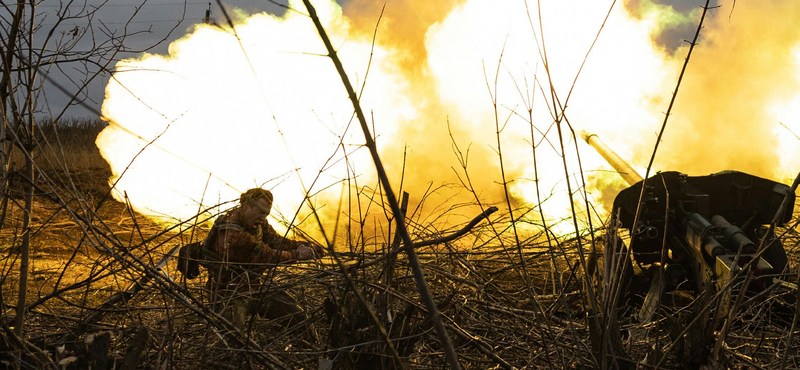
left=97, top=0, right=800, bottom=239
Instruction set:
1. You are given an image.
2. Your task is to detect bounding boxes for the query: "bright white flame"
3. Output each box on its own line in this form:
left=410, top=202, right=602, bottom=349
left=425, top=0, right=675, bottom=232
left=98, top=0, right=415, bottom=231
left=770, top=45, right=800, bottom=183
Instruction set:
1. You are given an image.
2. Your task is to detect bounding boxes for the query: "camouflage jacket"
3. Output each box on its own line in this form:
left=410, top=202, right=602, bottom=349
left=203, top=207, right=304, bottom=294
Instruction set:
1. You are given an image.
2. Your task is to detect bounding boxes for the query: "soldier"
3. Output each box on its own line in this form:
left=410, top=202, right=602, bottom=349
left=202, top=188, right=321, bottom=329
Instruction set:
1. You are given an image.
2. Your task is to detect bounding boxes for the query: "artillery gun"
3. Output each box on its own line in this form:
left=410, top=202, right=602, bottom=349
left=582, top=131, right=795, bottom=305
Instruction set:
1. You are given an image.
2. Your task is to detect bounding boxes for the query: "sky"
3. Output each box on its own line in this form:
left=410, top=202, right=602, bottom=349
left=4, top=0, right=292, bottom=118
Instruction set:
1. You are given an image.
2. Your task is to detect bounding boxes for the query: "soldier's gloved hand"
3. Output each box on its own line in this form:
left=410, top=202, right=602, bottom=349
left=310, top=243, right=326, bottom=256
left=297, top=244, right=315, bottom=260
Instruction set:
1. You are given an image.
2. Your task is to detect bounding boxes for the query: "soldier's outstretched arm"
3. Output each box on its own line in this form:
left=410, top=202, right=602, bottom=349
left=262, top=223, right=307, bottom=251
left=219, top=227, right=298, bottom=263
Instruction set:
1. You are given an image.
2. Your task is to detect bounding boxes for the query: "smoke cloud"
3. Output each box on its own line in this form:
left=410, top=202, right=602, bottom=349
left=96, top=0, right=799, bottom=240
left=650, top=0, right=800, bottom=182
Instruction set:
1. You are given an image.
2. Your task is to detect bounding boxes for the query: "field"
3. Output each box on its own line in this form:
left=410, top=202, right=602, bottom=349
left=0, top=119, right=797, bottom=370
left=2, top=1, right=800, bottom=368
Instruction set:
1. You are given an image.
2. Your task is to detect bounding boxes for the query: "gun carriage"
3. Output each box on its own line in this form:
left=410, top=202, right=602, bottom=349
left=582, top=131, right=794, bottom=301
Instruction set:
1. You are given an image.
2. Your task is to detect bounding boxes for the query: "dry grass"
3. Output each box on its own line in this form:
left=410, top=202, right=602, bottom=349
left=0, top=117, right=798, bottom=370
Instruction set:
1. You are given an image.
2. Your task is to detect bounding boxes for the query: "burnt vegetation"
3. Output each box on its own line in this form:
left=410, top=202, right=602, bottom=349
left=1, top=1, right=800, bottom=369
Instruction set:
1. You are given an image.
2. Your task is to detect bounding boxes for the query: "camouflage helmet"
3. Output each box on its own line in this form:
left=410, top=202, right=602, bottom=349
left=240, top=188, right=274, bottom=209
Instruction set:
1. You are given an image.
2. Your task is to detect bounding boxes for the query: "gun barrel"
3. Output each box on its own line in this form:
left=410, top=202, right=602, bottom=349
left=581, top=131, right=644, bottom=186
left=710, top=215, right=757, bottom=254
